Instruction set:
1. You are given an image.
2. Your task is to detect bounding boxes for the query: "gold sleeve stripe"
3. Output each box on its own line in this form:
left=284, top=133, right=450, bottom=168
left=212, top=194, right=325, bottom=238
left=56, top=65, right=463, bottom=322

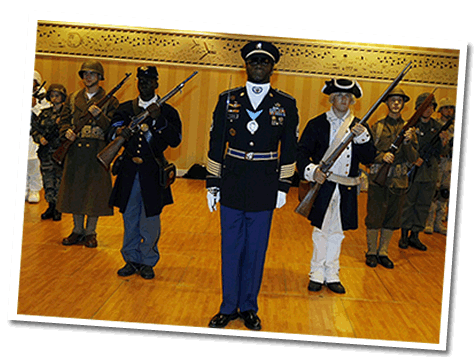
left=280, top=163, right=296, bottom=179
left=207, top=157, right=222, bottom=177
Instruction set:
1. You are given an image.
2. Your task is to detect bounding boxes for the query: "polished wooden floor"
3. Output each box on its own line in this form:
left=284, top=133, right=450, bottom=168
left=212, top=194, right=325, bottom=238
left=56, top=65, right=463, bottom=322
left=17, top=178, right=448, bottom=344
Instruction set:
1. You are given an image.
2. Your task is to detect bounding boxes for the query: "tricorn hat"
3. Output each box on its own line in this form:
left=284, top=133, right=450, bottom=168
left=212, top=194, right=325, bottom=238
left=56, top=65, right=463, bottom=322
left=241, top=41, right=280, bottom=64
left=322, top=78, right=363, bottom=99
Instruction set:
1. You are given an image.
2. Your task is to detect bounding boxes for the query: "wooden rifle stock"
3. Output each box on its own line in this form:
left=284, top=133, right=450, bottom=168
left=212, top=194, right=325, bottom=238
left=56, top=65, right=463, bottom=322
left=295, top=62, right=413, bottom=218
left=52, top=72, right=132, bottom=165
left=97, top=71, right=198, bottom=170
left=373, top=88, right=437, bottom=187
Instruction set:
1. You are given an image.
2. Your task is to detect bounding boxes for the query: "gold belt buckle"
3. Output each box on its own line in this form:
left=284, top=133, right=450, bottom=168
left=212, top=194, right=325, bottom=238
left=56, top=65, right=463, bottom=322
left=132, top=157, right=143, bottom=164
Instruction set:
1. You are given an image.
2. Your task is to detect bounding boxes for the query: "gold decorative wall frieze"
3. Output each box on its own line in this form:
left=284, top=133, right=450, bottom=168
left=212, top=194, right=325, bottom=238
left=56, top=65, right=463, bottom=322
left=36, top=21, right=459, bottom=87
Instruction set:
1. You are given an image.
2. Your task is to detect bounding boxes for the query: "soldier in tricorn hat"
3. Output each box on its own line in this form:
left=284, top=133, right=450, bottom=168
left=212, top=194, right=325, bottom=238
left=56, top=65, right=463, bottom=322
left=297, top=78, right=376, bottom=294
left=364, top=87, right=418, bottom=269
left=206, top=40, right=299, bottom=330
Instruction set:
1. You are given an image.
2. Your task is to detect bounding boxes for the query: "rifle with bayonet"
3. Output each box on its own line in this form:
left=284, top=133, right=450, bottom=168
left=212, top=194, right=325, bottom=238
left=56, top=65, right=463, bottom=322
left=372, top=87, right=438, bottom=187
left=295, top=62, right=413, bottom=218
left=406, top=116, right=454, bottom=184
left=97, top=71, right=198, bottom=170
left=52, top=72, right=132, bottom=165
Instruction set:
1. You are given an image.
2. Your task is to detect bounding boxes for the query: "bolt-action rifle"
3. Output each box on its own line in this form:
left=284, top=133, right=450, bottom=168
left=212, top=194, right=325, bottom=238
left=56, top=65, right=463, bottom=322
left=372, top=87, right=438, bottom=187
left=52, top=72, right=132, bottom=165
left=406, top=115, right=454, bottom=184
left=97, top=71, right=198, bottom=170
left=295, top=62, right=412, bottom=218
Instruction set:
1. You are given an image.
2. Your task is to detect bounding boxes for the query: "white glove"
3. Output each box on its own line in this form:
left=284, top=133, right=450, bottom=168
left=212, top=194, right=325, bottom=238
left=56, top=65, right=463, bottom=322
left=207, top=187, right=220, bottom=212
left=276, top=190, right=287, bottom=209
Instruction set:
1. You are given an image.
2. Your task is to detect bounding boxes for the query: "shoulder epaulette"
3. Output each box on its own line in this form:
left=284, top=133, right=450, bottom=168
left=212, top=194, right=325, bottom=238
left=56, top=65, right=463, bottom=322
left=220, top=86, right=244, bottom=97
left=274, top=88, right=296, bottom=100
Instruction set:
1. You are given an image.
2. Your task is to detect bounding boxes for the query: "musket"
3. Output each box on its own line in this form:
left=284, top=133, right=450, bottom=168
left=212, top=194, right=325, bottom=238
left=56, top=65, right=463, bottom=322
left=295, top=62, right=413, bottom=218
left=52, top=72, right=132, bottom=165
left=373, top=87, right=438, bottom=186
left=97, top=71, right=198, bottom=170
left=407, top=116, right=454, bottom=184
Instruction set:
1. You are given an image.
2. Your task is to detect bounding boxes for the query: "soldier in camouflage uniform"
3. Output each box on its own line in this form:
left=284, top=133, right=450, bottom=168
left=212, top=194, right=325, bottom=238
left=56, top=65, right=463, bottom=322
left=31, top=84, right=67, bottom=221
left=424, top=98, right=455, bottom=235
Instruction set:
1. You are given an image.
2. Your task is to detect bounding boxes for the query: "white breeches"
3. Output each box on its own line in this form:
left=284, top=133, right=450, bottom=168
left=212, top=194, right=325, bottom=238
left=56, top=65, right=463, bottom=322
left=309, top=186, right=345, bottom=284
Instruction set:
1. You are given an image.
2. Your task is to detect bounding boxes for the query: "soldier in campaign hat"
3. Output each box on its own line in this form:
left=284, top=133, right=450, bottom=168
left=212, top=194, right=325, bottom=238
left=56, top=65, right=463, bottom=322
left=108, top=66, right=182, bottom=280
left=364, top=87, right=418, bottom=269
left=297, top=77, right=376, bottom=294
left=206, top=40, right=299, bottom=330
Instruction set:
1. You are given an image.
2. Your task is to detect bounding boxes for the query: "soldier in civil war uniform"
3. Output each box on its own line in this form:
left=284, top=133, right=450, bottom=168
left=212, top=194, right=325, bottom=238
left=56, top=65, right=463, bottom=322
left=206, top=41, right=299, bottom=331
left=108, top=66, right=182, bottom=280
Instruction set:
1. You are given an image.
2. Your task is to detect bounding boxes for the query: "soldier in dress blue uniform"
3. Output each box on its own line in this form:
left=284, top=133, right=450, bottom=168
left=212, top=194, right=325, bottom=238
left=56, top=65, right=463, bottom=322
left=108, top=66, right=182, bottom=279
left=206, top=41, right=299, bottom=331
left=297, top=79, right=376, bottom=294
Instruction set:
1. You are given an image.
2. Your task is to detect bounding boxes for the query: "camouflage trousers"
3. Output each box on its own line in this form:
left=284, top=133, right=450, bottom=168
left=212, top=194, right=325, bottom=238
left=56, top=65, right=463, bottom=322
left=38, top=147, right=63, bottom=204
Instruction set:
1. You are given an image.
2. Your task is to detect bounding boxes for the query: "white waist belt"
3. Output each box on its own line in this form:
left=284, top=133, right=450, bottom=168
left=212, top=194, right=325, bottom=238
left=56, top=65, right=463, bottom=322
left=327, top=173, right=362, bottom=186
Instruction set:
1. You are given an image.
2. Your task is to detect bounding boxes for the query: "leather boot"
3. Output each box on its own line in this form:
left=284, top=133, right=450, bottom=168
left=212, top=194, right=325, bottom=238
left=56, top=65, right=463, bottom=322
left=399, top=228, right=409, bottom=249
left=41, top=203, right=55, bottom=220
left=52, top=209, right=62, bottom=221
left=408, top=231, right=427, bottom=251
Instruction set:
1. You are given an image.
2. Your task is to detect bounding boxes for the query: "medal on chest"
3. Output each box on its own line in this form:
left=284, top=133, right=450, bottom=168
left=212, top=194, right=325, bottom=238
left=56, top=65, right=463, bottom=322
left=246, top=109, right=263, bottom=135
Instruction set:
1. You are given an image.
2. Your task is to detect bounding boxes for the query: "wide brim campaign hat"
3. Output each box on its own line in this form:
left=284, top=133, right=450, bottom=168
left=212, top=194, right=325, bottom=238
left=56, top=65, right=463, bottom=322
left=384, top=86, right=410, bottom=102
left=322, top=78, right=363, bottom=99
left=241, top=41, right=280, bottom=64
left=137, top=66, right=159, bottom=79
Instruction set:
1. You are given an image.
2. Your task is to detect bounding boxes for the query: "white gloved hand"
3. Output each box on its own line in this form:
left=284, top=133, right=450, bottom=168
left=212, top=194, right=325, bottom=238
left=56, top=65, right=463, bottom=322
left=207, top=187, right=220, bottom=212
left=276, top=190, right=287, bottom=209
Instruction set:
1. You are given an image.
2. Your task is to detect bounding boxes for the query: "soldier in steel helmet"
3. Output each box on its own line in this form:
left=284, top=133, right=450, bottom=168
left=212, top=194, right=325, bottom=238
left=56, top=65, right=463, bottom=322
left=206, top=40, right=299, bottom=331
left=31, top=83, right=68, bottom=221
left=57, top=60, right=119, bottom=248
left=424, top=97, right=456, bottom=235
left=364, top=87, right=418, bottom=269
left=399, top=93, right=450, bottom=251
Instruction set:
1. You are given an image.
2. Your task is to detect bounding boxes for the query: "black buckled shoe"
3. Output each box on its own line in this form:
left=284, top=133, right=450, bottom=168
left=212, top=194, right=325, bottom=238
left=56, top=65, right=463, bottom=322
left=377, top=255, right=394, bottom=269
left=365, top=254, right=378, bottom=268
left=139, top=265, right=155, bottom=279
left=41, top=203, right=55, bottom=220
left=117, top=262, right=141, bottom=277
left=326, top=282, right=346, bottom=294
left=308, top=280, right=323, bottom=292
left=408, top=232, right=427, bottom=251
left=208, top=312, right=239, bottom=328
left=240, top=310, right=262, bottom=331
left=52, top=209, right=62, bottom=221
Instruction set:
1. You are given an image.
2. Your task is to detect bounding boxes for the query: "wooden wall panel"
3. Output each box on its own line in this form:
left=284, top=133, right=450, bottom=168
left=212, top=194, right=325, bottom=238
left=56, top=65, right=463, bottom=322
left=33, top=23, right=459, bottom=173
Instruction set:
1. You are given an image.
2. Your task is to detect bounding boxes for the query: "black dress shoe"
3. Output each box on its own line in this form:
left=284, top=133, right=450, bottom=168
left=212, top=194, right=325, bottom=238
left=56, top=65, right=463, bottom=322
left=240, top=310, right=261, bottom=331
left=208, top=312, right=239, bottom=328
left=52, top=210, right=62, bottom=221
left=139, top=265, right=155, bottom=279
left=365, top=254, right=378, bottom=268
left=377, top=255, right=394, bottom=269
left=326, top=282, right=346, bottom=294
left=308, top=280, right=323, bottom=292
left=117, top=262, right=141, bottom=277
left=41, top=203, right=55, bottom=220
